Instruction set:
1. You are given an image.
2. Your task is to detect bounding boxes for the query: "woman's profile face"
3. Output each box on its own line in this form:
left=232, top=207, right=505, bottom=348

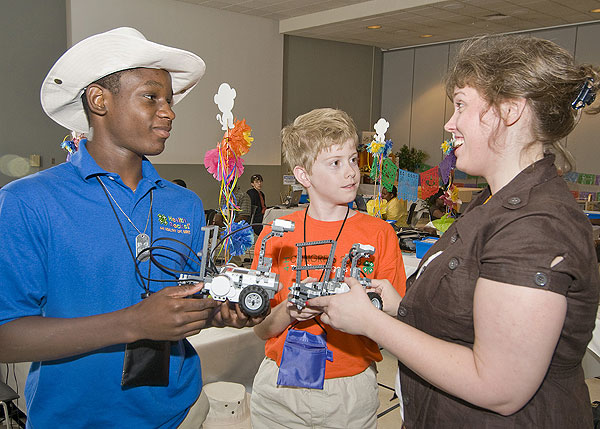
left=444, top=86, right=501, bottom=178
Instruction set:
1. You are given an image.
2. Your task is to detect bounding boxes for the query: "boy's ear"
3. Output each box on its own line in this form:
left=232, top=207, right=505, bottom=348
left=293, top=166, right=311, bottom=189
left=86, top=84, right=108, bottom=117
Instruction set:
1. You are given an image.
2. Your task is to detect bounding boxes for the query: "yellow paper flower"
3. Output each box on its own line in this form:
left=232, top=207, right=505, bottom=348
left=441, top=140, right=452, bottom=154
left=367, top=140, right=384, bottom=154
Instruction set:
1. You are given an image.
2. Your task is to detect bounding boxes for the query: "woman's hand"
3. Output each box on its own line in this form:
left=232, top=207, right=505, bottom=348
left=307, top=277, right=379, bottom=336
left=367, top=278, right=402, bottom=316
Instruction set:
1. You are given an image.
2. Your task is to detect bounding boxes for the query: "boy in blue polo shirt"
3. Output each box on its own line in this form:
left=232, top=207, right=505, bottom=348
left=0, top=27, right=263, bottom=427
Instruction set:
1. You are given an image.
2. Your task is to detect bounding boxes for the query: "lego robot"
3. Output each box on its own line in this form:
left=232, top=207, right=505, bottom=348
left=288, top=241, right=383, bottom=310
left=179, top=218, right=294, bottom=317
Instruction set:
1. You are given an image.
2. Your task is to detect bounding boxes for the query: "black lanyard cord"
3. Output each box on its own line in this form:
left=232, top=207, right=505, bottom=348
left=302, top=205, right=350, bottom=281
left=97, top=176, right=153, bottom=295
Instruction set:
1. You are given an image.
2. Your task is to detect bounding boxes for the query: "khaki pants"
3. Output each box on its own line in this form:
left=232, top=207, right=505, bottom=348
left=178, top=389, right=210, bottom=429
left=250, top=358, right=379, bottom=429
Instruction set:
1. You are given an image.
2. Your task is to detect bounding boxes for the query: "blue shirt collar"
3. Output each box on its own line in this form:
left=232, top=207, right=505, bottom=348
left=69, top=139, right=166, bottom=190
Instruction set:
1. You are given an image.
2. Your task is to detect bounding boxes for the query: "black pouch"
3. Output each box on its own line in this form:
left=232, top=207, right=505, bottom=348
left=121, top=339, right=170, bottom=387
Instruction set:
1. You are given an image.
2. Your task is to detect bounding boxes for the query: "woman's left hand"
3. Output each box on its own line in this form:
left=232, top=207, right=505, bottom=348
left=307, top=277, right=378, bottom=336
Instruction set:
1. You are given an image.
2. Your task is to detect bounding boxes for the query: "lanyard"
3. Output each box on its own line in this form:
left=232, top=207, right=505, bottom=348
left=302, top=205, right=350, bottom=281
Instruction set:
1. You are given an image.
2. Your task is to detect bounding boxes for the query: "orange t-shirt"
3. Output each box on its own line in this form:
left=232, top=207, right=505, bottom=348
left=252, top=209, right=406, bottom=379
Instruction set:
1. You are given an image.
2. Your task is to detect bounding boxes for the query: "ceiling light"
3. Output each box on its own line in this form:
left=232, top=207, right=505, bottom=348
left=367, top=25, right=382, bottom=29
left=591, top=8, right=600, bottom=13
left=420, top=34, right=433, bottom=38
left=484, top=13, right=509, bottom=20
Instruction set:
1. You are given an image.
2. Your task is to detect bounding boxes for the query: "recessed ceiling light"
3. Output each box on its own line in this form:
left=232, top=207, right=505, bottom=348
left=420, top=34, right=433, bottom=38
left=591, top=8, right=600, bottom=13
left=484, top=13, right=509, bottom=20
left=367, top=25, right=382, bottom=29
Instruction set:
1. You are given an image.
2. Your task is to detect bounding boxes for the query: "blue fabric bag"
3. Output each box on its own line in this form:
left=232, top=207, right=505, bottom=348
left=277, top=321, right=333, bottom=389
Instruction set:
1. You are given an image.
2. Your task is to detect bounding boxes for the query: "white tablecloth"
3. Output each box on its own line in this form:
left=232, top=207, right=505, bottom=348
left=188, top=326, right=265, bottom=390
left=402, top=253, right=420, bottom=278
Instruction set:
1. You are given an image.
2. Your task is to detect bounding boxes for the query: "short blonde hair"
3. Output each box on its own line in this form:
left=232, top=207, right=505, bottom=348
left=282, top=108, right=358, bottom=173
left=446, top=34, right=600, bottom=173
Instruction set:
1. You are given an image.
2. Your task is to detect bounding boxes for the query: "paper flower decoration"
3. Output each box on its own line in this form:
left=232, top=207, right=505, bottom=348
left=221, top=221, right=254, bottom=256
left=204, top=147, right=245, bottom=180
left=367, top=139, right=393, bottom=157
left=225, top=119, right=253, bottom=157
left=60, top=132, right=86, bottom=161
left=206, top=82, right=256, bottom=261
left=432, top=213, right=455, bottom=233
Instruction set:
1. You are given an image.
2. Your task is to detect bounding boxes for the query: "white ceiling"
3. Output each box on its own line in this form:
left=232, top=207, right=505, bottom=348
left=175, top=0, right=600, bottom=50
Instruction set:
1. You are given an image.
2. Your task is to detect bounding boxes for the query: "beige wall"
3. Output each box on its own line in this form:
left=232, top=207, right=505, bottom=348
left=69, top=0, right=284, bottom=167
left=382, top=22, right=600, bottom=175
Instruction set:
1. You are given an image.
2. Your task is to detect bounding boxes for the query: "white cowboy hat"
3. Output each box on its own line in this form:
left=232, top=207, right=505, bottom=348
left=40, top=27, right=206, bottom=133
left=202, top=382, right=252, bottom=429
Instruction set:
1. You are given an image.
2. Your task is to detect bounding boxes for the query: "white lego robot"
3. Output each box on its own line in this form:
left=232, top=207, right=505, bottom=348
left=179, top=218, right=294, bottom=317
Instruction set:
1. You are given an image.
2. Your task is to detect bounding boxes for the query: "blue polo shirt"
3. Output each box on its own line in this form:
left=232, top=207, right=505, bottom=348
left=0, top=141, right=205, bottom=427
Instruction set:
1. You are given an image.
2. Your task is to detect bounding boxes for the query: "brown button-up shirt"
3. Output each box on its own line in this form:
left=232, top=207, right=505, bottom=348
left=399, top=155, right=599, bottom=428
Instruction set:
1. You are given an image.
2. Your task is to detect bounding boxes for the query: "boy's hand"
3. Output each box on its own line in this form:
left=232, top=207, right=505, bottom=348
left=287, top=301, right=322, bottom=321
left=286, top=276, right=321, bottom=321
left=307, top=277, right=378, bottom=336
left=129, top=283, right=219, bottom=341
left=210, top=301, right=270, bottom=328
left=367, top=279, right=402, bottom=316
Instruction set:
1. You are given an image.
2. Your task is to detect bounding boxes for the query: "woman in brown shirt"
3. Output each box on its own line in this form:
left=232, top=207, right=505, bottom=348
left=310, top=34, right=600, bottom=427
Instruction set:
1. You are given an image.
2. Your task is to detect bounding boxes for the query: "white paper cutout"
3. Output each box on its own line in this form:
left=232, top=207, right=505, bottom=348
left=373, top=118, right=389, bottom=143
left=214, top=83, right=236, bottom=131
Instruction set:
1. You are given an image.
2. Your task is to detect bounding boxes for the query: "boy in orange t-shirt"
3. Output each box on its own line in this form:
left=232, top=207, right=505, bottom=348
left=250, top=108, right=406, bottom=428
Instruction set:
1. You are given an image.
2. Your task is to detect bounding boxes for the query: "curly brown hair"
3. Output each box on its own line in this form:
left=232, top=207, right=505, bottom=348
left=445, top=34, right=600, bottom=173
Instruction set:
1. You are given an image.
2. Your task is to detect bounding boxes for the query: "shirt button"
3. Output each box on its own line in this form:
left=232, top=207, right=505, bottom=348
left=398, top=306, right=408, bottom=317
left=448, top=258, right=459, bottom=270
left=534, top=272, right=548, bottom=286
left=450, top=234, right=458, bottom=244
left=508, top=196, right=521, bottom=205
left=109, top=176, right=115, bottom=181
left=403, top=395, right=410, bottom=405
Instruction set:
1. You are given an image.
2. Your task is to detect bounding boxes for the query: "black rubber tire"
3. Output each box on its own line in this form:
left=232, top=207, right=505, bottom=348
left=367, top=291, right=383, bottom=311
left=239, top=285, right=270, bottom=317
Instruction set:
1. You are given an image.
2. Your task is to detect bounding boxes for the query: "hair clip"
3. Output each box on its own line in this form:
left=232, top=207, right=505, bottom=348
left=571, top=78, right=596, bottom=110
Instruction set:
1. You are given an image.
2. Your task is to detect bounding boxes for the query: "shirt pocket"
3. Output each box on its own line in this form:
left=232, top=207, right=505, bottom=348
left=419, top=253, right=479, bottom=341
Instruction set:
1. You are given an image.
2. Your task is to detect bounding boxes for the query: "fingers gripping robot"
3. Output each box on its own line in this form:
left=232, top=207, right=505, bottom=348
left=288, top=241, right=383, bottom=310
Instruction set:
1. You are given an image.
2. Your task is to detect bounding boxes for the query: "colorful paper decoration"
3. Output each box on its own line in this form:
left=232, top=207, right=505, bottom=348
left=438, top=151, right=456, bottom=185
left=398, top=169, right=419, bottom=201
left=579, top=191, right=596, bottom=201
left=563, top=171, right=580, bottom=183
left=206, top=83, right=255, bottom=258
left=420, top=166, right=440, bottom=199
left=366, top=118, right=394, bottom=218
left=578, top=173, right=596, bottom=185
left=60, top=131, right=86, bottom=161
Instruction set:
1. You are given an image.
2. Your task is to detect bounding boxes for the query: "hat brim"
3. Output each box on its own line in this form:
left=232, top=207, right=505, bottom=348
left=40, top=27, right=206, bottom=133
